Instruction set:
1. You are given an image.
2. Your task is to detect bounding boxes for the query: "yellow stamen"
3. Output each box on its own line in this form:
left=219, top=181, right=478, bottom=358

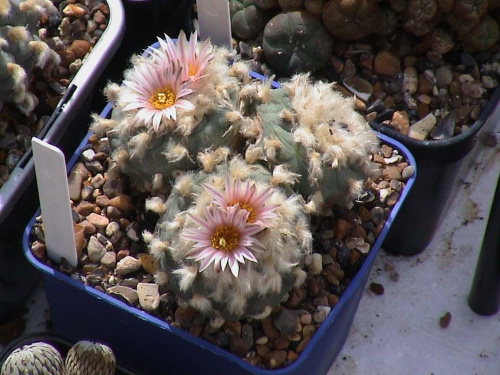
left=149, top=88, right=175, bottom=110
left=230, top=201, right=256, bottom=223
left=211, top=225, right=239, bottom=252
left=188, top=64, right=197, bottom=77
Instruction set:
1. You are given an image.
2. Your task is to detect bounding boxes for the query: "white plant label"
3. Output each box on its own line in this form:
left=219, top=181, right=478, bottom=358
left=197, top=0, right=232, bottom=48
left=32, top=137, right=78, bottom=267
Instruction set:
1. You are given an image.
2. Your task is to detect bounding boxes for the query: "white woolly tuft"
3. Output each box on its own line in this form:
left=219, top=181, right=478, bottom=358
left=145, top=197, right=166, bottom=214
left=89, top=114, right=116, bottom=135
left=304, top=191, right=325, bottom=215
left=264, top=139, right=281, bottom=161
left=239, top=117, right=262, bottom=140
left=175, top=266, right=198, bottom=292
left=128, top=132, right=150, bottom=158
left=163, top=141, right=190, bottom=163
left=227, top=293, right=247, bottom=317
left=228, top=158, right=251, bottom=180
left=209, top=316, right=226, bottom=329
left=149, top=238, right=169, bottom=260
left=245, top=144, right=265, bottom=164
left=270, top=165, right=300, bottom=187
left=28, top=41, right=51, bottom=68
left=307, top=151, right=323, bottom=186
left=190, top=294, right=213, bottom=314
left=103, top=82, right=121, bottom=103
left=293, top=125, right=316, bottom=148
left=142, top=230, right=153, bottom=244
left=112, top=149, right=130, bottom=170
left=174, top=172, right=195, bottom=198
left=249, top=305, right=273, bottom=320
left=154, top=270, right=169, bottom=287
left=292, top=268, right=307, bottom=288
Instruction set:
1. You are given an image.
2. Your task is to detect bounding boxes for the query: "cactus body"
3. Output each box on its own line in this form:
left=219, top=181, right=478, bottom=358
left=0, top=342, right=65, bottom=375
left=150, top=159, right=312, bottom=321
left=0, top=0, right=60, bottom=114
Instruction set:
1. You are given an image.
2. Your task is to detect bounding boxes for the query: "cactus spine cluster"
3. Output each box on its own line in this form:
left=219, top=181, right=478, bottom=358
left=0, top=0, right=61, bottom=114
left=91, top=31, right=380, bottom=321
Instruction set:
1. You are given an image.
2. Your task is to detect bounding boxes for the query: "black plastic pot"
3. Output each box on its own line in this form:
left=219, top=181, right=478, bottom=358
left=370, top=85, right=500, bottom=255
left=0, top=332, right=136, bottom=374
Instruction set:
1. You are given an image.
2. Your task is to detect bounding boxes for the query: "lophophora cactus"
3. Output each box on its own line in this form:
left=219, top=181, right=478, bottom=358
left=0, top=0, right=61, bottom=115
left=147, top=159, right=311, bottom=321
left=91, top=31, right=380, bottom=321
left=232, top=0, right=500, bottom=75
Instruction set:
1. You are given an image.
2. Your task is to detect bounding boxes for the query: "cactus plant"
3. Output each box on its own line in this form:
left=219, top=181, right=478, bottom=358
left=0, top=342, right=65, bottom=375
left=262, top=10, right=334, bottom=75
left=91, top=31, right=381, bottom=321
left=65, top=340, right=116, bottom=375
left=0, top=0, right=61, bottom=115
left=147, top=158, right=311, bottom=321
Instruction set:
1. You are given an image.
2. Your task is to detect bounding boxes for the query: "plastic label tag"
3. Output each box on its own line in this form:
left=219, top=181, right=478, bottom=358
left=197, top=0, right=232, bottom=48
left=32, top=137, right=78, bottom=267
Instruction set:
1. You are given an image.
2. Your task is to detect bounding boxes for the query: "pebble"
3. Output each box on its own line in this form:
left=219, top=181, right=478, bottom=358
left=100, top=251, right=116, bottom=269
left=87, top=235, right=106, bottom=263
left=115, top=256, right=141, bottom=276
left=86, top=212, right=109, bottom=230
left=308, top=253, right=323, bottom=275
left=264, top=350, right=287, bottom=370
left=137, top=282, right=160, bottom=312
left=374, top=51, right=401, bottom=77
left=273, top=309, right=301, bottom=336
left=108, top=285, right=138, bottom=306
left=408, top=113, right=437, bottom=140
left=312, top=305, right=331, bottom=324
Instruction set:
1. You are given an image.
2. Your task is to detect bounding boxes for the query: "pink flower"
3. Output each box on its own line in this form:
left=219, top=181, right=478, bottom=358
left=202, top=176, right=277, bottom=227
left=120, top=61, right=195, bottom=131
left=153, top=30, right=214, bottom=86
left=182, top=206, right=265, bottom=277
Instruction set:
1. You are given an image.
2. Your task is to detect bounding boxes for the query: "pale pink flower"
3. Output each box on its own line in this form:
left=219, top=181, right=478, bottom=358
left=182, top=206, right=265, bottom=277
left=120, top=61, right=195, bottom=131
left=154, top=30, right=214, bottom=85
left=202, top=176, right=277, bottom=227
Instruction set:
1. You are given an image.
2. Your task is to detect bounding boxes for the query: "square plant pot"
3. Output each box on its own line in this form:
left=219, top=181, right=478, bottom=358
left=370, top=85, right=500, bottom=255
left=22, top=93, right=416, bottom=373
left=0, top=0, right=125, bottom=234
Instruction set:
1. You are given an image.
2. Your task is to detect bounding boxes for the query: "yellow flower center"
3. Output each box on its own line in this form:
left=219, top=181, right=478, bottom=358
left=239, top=202, right=256, bottom=223
left=211, top=225, right=239, bottom=252
left=149, top=88, right=175, bottom=110
left=188, top=64, right=197, bottom=77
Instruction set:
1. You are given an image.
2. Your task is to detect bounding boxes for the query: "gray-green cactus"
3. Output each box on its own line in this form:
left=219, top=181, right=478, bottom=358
left=0, top=0, right=61, bottom=115
left=92, top=44, right=250, bottom=192
left=0, top=342, right=65, bottom=375
left=242, top=74, right=380, bottom=210
left=92, top=32, right=381, bottom=322
left=147, top=158, right=311, bottom=321
left=65, top=341, right=116, bottom=375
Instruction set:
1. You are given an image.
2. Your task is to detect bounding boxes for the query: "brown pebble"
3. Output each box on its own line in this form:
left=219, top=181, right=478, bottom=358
left=333, top=219, right=351, bottom=240
left=374, top=51, right=401, bottom=77
left=229, top=335, right=252, bottom=357
left=256, top=344, right=270, bottom=358
left=261, top=317, right=280, bottom=340
left=69, top=40, right=91, bottom=59
left=439, top=312, right=452, bottom=328
left=265, top=350, right=287, bottom=369
left=370, top=282, right=384, bottom=295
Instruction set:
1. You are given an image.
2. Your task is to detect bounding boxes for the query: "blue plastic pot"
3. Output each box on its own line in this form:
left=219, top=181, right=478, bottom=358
left=22, top=104, right=416, bottom=375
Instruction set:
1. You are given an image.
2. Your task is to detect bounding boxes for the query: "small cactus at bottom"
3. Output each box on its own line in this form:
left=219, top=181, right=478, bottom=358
left=147, top=158, right=312, bottom=321
left=65, top=340, right=116, bottom=375
left=0, top=342, right=65, bottom=375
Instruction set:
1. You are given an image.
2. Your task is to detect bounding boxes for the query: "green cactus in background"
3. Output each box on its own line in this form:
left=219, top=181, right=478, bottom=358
left=147, top=159, right=311, bottom=321
left=262, top=10, right=334, bottom=75
left=0, top=0, right=61, bottom=115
